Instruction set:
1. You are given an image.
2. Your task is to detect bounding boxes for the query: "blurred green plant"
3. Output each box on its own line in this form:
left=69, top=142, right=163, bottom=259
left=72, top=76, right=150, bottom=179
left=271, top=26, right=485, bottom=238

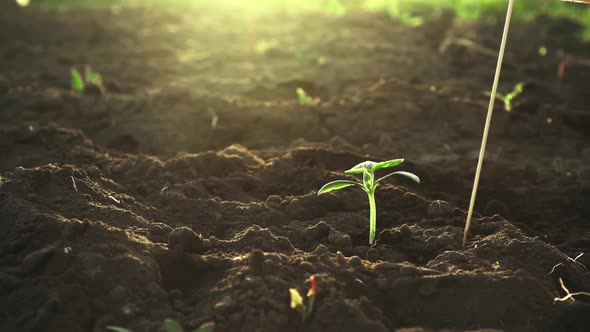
left=208, top=107, right=219, bottom=129
left=318, top=159, right=419, bottom=245
left=70, top=65, right=103, bottom=93
left=484, top=82, right=523, bottom=112
left=289, top=275, right=317, bottom=321
left=296, top=87, right=318, bottom=105
left=70, top=68, right=84, bottom=93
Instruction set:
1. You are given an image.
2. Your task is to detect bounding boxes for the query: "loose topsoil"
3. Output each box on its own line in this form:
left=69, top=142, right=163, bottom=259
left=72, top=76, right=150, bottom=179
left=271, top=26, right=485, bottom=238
left=1, top=5, right=590, bottom=332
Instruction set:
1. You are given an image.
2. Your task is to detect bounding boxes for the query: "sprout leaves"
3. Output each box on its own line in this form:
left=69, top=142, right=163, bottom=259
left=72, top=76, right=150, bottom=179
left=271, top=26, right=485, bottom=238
left=317, top=180, right=361, bottom=195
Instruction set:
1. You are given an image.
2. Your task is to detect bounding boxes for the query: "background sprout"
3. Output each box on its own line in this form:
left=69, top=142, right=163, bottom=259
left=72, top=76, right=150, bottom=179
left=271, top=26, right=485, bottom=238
left=70, top=68, right=84, bottom=93
left=84, top=65, right=103, bottom=86
left=318, top=159, right=420, bottom=245
left=70, top=65, right=103, bottom=93
left=484, top=82, right=523, bottom=111
left=208, top=107, right=219, bottom=129
left=289, top=275, right=317, bottom=321
left=296, top=87, right=310, bottom=105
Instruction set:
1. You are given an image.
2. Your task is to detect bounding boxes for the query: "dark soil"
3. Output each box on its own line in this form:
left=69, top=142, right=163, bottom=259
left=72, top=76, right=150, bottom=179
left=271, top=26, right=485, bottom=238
left=1, top=5, right=590, bottom=332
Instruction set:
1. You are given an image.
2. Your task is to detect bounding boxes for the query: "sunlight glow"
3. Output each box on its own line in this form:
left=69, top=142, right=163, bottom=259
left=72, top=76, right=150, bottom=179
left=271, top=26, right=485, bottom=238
left=16, top=0, right=30, bottom=7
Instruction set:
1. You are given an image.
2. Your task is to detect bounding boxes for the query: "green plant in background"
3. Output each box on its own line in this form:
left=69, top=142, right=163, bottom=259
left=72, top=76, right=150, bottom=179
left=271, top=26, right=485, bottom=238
left=70, top=68, right=85, bottom=93
left=85, top=65, right=103, bottom=85
left=70, top=65, right=103, bottom=93
left=107, top=319, right=214, bottom=332
left=318, top=159, right=420, bottom=245
left=296, top=87, right=321, bottom=105
left=289, top=275, right=317, bottom=321
left=484, top=82, right=523, bottom=112
left=296, top=87, right=311, bottom=105
left=208, top=107, right=219, bottom=129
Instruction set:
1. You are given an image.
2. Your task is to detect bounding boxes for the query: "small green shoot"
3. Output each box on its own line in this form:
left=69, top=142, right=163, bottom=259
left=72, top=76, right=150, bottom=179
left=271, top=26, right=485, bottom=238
left=484, top=82, right=523, bottom=112
left=318, top=159, right=420, bottom=245
left=296, top=87, right=319, bottom=106
left=70, top=65, right=103, bottom=93
left=70, top=68, right=85, bottom=93
left=296, top=87, right=310, bottom=105
left=208, top=107, right=219, bottom=129
left=84, top=65, right=103, bottom=86
left=289, top=275, right=317, bottom=321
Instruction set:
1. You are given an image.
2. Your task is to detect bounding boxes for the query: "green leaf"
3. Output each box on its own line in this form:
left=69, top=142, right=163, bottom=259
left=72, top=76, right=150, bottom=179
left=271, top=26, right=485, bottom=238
left=296, top=87, right=308, bottom=105
left=164, top=319, right=184, bottom=332
left=70, top=68, right=85, bottom=93
left=345, top=161, right=376, bottom=174
left=505, top=82, right=523, bottom=102
left=375, top=171, right=420, bottom=185
left=195, top=322, right=215, bottom=332
left=84, top=65, right=103, bottom=86
left=372, top=159, right=404, bottom=172
left=106, top=327, right=133, bottom=332
left=208, top=107, right=219, bottom=129
left=317, top=180, right=360, bottom=195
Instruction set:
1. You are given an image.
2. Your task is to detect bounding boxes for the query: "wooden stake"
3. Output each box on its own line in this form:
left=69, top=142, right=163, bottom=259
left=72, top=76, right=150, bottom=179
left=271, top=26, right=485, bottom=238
left=463, top=0, right=514, bottom=249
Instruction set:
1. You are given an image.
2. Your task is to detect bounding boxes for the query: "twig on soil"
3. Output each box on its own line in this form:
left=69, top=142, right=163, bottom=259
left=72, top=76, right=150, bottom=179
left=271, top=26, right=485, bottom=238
left=70, top=176, right=78, bottom=193
left=554, top=278, right=590, bottom=303
left=108, top=195, right=120, bottom=204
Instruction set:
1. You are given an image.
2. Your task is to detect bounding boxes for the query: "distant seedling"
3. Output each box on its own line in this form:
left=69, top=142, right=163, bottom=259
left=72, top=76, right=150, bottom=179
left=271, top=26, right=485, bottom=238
left=107, top=319, right=214, bottom=332
left=208, top=107, right=219, bottom=129
left=318, top=159, right=420, bottom=245
left=70, top=65, right=103, bottom=93
left=289, top=275, right=317, bottom=321
left=484, top=82, right=523, bottom=112
left=296, top=87, right=319, bottom=105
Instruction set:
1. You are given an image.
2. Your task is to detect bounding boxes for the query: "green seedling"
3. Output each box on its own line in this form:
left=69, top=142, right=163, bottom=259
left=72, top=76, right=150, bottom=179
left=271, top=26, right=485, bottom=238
left=70, top=65, right=103, bottom=93
left=296, top=87, right=310, bottom=105
left=296, top=87, right=320, bottom=106
left=484, top=82, right=523, bottom=112
left=208, top=107, right=219, bottom=129
left=70, top=68, right=85, bottom=93
left=289, top=275, right=317, bottom=321
left=107, top=320, right=214, bottom=332
left=84, top=65, right=103, bottom=86
left=318, top=159, right=420, bottom=245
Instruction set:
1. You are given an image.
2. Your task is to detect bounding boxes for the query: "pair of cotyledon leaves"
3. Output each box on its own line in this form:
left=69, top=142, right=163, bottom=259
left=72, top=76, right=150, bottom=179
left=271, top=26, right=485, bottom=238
left=317, top=159, right=420, bottom=195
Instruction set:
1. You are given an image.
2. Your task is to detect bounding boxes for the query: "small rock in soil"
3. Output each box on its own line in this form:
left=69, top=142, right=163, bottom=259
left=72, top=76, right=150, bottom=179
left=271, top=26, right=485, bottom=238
left=328, top=228, right=352, bottom=250
left=248, top=249, right=265, bottom=275
left=349, top=255, right=363, bottom=268
left=303, top=220, right=332, bottom=242
left=168, top=227, right=204, bottom=254
left=314, top=244, right=329, bottom=255
left=264, top=194, right=282, bottom=209
left=427, top=200, right=453, bottom=218
left=86, top=165, right=101, bottom=176
left=61, top=219, right=87, bottom=240
left=149, top=223, right=173, bottom=237
left=83, top=82, right=104, bottom=95
left=21, top=247, right=56, bottom=273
